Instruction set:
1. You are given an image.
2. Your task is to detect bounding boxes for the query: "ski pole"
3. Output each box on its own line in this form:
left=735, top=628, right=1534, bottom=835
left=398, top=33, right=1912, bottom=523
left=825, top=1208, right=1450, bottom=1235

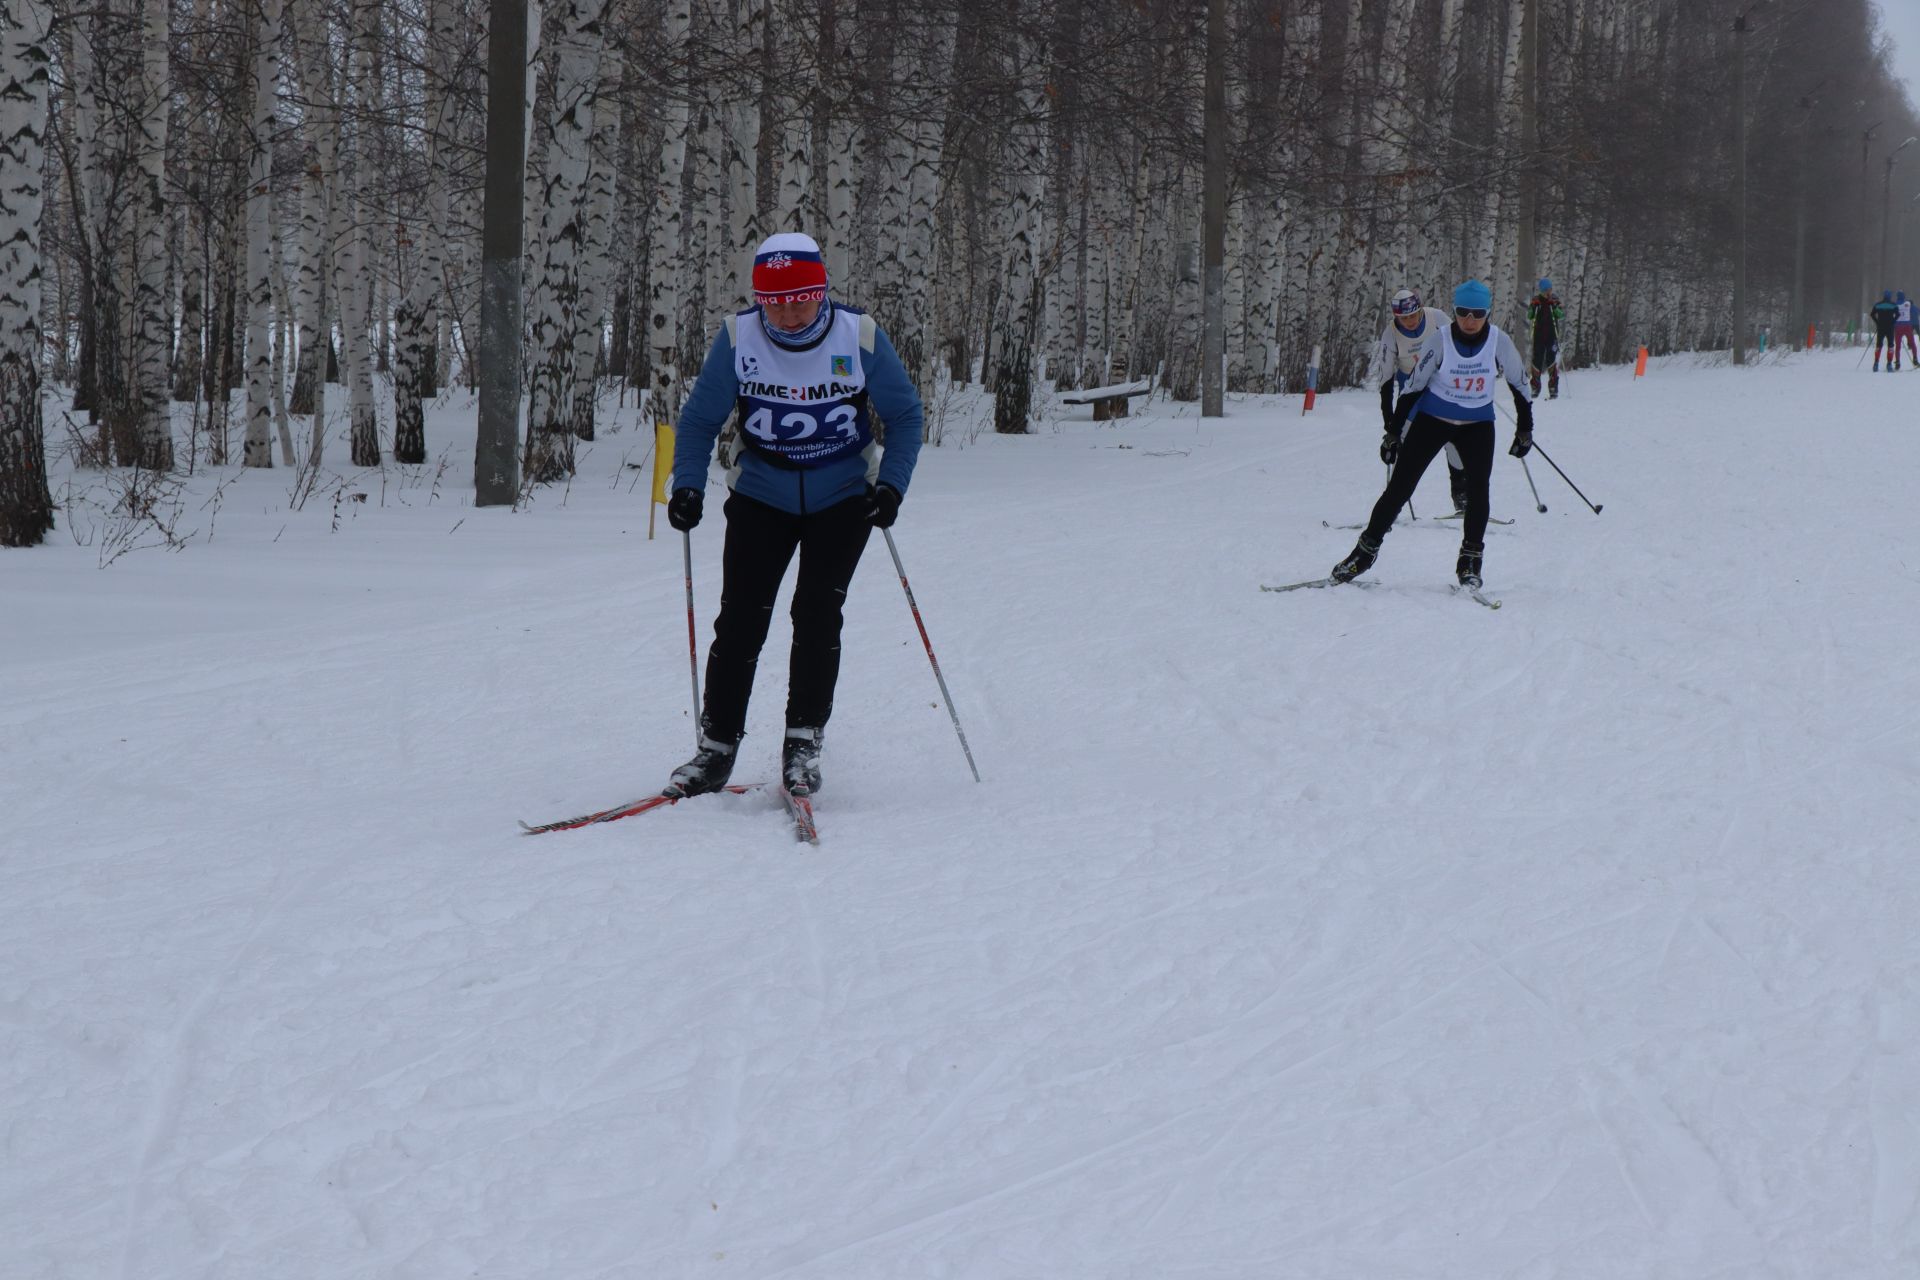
left=1496, top=400, right=1546, bottom=512
left=682, top=529, right=702, bottom=751
left=882, top=528, right=981, bottom=783
left=1519, top=455, right=1547, bottom=512
left=1530, top=441, right=1604, bottom=514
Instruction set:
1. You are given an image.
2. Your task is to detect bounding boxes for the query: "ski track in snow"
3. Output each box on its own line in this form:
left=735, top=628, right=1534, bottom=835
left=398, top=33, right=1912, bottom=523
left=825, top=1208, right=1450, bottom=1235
left=8, top=352, right=1920, bottom=1277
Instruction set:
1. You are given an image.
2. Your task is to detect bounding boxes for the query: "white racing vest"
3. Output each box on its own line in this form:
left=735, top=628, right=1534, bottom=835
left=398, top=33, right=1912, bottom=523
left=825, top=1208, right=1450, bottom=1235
left=729, top=306, right=872, bottom=468
left=1416, top=323, right=1509, bottom=423
left=1901, top=300, right=1914, bottom=325
left=1383, top=307, right=1451, bottom=387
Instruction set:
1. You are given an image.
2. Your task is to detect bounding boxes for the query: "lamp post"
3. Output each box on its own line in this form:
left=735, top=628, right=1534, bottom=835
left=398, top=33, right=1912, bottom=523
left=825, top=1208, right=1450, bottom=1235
left=1885, top=137, right=1919, bottom=293
left=1862, top=121, right=1884, bottom=321
left=1902, top=190, right=1920, bottom=295
left=1729, top=4, right=1775, bottom=364
left=1733, top=8, right=1750, bottom=363
left=1788, top=85, right=1825, bottom=344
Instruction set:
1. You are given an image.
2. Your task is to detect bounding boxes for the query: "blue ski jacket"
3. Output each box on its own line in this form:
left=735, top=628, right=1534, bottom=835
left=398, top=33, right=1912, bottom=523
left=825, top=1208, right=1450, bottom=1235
left=671, top=305, right=925, bottom=515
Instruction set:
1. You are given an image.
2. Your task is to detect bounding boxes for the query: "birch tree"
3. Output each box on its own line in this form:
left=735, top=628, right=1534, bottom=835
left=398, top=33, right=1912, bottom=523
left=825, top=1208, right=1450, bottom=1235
left=339, top=0, right=382, bottom=468
left=288, top=0, right=338, bottom=448
left=522, top=0, right=610, bottom=482
left=393, top=0, right=456, bottom=463
left=645, top=0, right=690, bottom=427
left=243, top=0, right=284, bottom=468
left=0, top=0, right=53, bottom=546
left=129, top=0, right=173, bottom=469
left=568, top=78, right=620, bottom=440
left=991, top=15, right=1045, bottom=434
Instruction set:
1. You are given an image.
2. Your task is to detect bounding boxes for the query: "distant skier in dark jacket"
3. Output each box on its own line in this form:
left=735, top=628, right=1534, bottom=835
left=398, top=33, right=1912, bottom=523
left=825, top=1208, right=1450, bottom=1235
left=1526, top=278, right=1563, bottom=398
left=1872, top=290, right=1901, bottom=371
left=1330, top=279, right=1533, bottom=591
left=665, top=231, right=925, bottom=799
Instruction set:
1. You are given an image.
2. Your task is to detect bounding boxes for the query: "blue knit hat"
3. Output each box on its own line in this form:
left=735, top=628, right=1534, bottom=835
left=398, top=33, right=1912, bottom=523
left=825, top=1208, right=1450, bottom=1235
left=1901, top=292, right=1908, bottom=304
left=1538, top=277, right=1553, bottom=292
left=1454, top=279, right=1492, bottom=311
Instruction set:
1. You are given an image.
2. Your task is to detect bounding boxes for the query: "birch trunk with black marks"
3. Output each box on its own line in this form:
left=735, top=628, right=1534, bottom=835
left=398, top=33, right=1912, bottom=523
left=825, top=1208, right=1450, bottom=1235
left=568, top=81, right=620, bottom=440
left=342, top=0, right=381, bottom=468
left=646, top=0, right=691, bottom=427
left=243, top=0, right=283, bottom=468
left=0, top=0, right=54, bottom=546
left=393, top=0, right=455, bottom=463
left=991, top=20, right=1045, bottom=435
left=129, top=0, right=173, bottom=469
left=523, top=0, right=609, bottom=482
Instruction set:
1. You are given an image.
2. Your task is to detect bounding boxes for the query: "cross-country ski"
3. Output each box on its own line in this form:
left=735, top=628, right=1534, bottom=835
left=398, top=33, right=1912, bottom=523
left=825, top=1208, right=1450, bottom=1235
left=518, top=783, right=766, bottom=835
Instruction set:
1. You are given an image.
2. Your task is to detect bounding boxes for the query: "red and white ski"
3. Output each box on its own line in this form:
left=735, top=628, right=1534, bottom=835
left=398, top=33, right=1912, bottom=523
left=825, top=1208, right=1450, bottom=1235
left=518, top=783, right=763, bottom=835
left=779, top=786, right=820, bottom=846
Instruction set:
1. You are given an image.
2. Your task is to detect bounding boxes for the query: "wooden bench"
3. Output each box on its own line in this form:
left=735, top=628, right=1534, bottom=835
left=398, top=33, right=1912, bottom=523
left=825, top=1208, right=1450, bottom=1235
left=1060, top=378, right=1152, bottom=421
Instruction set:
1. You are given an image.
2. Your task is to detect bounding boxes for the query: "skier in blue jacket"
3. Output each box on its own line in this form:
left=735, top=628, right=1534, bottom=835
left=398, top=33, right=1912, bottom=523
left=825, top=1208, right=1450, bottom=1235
left=665, top=231, right=925, bottom=797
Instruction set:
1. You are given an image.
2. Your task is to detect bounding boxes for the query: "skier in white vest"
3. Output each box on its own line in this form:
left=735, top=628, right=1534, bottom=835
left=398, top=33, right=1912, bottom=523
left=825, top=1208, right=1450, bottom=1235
left=1367, top=287, right=1470, bottom=514
left=1330, top=278, right=1533, bottom=590
left=1897, top=291, right=1918, bottom=368
left=664, top=232, right=925, bottom=798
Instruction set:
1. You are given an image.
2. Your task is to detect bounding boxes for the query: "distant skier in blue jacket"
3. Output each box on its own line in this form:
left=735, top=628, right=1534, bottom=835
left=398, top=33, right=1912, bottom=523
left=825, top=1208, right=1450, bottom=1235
left=665, top=231, right=925, bottom=798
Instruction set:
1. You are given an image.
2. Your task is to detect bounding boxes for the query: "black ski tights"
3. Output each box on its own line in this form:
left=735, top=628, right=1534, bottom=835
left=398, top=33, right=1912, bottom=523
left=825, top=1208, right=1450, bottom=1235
left=701, top=490, right=874, bottom=743
left=1365, top=416, right=1496, bottom=548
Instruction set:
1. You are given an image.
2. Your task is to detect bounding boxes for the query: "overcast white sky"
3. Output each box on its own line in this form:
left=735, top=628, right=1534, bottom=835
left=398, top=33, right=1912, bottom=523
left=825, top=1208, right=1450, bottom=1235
left=1876, top=1, right=1920, bottom=109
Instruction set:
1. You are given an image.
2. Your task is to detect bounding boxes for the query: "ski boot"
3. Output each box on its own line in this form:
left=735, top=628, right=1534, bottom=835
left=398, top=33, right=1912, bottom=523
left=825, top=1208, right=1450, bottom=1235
left=1456, top=541, right=1485, bottom=590
left=781, top=727, right=824, bottom=796
left=1331, top=535, right=1381, bottom=583
left=668, top=728, right=739, bottom=797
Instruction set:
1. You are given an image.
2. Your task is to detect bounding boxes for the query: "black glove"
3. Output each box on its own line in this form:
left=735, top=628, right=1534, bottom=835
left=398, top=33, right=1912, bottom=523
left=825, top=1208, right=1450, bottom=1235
left=1379, top=431, right=1399, bottom=466
left=667, top=487, right=703, bottom=531
left=865, top=483, right=902, bottom=529
left=1509, top=404, right=1535, bottom=458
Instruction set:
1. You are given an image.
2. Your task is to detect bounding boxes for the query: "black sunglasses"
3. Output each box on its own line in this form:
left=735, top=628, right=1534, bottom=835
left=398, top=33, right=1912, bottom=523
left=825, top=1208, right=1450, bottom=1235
left=1456, top=308, right=1488, bottom=319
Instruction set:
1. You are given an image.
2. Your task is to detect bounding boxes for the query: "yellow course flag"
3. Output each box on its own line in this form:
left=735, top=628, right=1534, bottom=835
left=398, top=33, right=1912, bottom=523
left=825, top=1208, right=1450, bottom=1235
left=651, top=421, right=675, bottom=504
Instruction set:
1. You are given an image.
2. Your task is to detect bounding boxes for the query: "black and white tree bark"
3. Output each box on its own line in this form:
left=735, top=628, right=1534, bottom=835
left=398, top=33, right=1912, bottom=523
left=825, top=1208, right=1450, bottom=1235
left=129, top=0, right=173, bottom=470
left=393, top=0, right=457, bottom=463
left=645, top=0, right=690, bottom=428
left=342, top=0, right=382, bottom=467
left=522, top=0, right=609, bottom=482
left=0, top=0, right=54, bottom=546
left=243, top=0, right=284, bottom=468
left=991, top=16, right=1045, bottom=435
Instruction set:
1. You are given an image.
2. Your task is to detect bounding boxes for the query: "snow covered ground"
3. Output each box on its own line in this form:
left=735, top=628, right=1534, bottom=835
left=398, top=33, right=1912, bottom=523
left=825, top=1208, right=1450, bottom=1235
left=7, top=347, right=1920, bottom=1278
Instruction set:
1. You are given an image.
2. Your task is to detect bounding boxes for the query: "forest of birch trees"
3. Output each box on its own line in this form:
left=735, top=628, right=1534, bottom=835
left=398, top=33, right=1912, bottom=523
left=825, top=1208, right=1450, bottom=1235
left=2, top=0, right=1917, bottom=545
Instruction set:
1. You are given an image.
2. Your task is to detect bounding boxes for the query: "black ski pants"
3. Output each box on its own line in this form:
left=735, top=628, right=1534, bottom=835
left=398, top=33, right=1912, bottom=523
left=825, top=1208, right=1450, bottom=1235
left=1366, top=415, right=1497, bottom=548
left=701, top=489, right=873, bottom=743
